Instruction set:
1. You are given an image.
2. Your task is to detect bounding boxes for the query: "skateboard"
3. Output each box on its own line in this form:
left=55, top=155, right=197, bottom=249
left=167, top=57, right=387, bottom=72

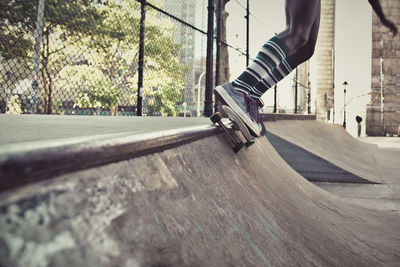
left=210, top=105, right=255, bottom=153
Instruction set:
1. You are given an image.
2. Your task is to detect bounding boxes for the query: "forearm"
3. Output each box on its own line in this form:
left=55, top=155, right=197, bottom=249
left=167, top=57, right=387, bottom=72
left=368, top=0, right=386, bottom=21
left=368, top=0, right=398, bottom=37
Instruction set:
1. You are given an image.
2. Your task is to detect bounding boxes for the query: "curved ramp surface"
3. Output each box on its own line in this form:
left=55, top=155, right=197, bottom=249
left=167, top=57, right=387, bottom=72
left=1, top=134, right=400, bottom=266
left=266, top=120, right=400, bottom=213
left=266, top=120, right=400, bottom=184
left=265, top=130, right=376, bottom=184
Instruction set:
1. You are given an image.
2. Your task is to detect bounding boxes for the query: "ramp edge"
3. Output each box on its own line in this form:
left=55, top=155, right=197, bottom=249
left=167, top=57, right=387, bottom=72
left=0, top=125, right=219, bottom=192
left=261, top=113, right=316, bottom=121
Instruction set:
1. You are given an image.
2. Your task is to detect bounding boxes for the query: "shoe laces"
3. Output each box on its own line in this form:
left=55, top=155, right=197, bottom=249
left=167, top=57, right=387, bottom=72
left=245, top=95, right=262, bottom=123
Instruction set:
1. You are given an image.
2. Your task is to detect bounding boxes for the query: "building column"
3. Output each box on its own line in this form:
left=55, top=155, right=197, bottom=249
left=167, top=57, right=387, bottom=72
left=316, top=0, right=336, bottom=121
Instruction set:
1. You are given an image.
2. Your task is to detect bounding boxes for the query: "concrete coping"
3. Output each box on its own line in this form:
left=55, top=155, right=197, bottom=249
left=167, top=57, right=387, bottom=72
left=0, top=124, right=219, bottom=192
left=261, top=113, right=316, bottom=121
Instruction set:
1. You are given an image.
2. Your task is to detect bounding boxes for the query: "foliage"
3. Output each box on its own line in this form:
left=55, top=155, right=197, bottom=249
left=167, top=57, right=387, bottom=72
left=144, top=70, right=185, bottom=116
left=74, top=81, right=121, bottom=110
left=78, top=0, right=188, bottom=107
left=52, top=100, right=65, bottom=115
left=0, top=0, right=106, bottom=60
left=1, top=0, right=188, bottom=116
left=6, top=95, right=22, bottom=114
left=149, top=82, right=183, bottom=117
left=1, top=0, right=108, bottom=113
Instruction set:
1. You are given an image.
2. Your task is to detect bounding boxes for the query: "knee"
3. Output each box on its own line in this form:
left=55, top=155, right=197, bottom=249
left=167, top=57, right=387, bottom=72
left=302, top=43, right=316, bottom=59
left=288, top=29, right=310, bottom=51
left=291, top=41, right=317, bottom=65
left=278, top=27, right=317, bottom=61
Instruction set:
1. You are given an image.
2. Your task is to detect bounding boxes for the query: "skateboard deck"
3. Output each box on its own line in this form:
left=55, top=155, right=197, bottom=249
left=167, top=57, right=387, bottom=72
left=210, top=105, right=255, bottom=153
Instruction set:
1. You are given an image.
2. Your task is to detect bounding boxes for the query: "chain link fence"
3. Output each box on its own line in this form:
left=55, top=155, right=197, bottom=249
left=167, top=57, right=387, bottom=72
left=0, top=0, right=250, bottom=117
left=2, top=0, right=305, bottom=118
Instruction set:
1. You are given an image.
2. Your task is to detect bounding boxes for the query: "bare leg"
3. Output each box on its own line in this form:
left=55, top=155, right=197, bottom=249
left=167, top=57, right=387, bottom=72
left=290, top=12, right=321, bottom=65
left=223, top=0, right=321, bottom=134
left=246, top=5, right=321, bottom=102
left=278, top=0, right=321, bottom=61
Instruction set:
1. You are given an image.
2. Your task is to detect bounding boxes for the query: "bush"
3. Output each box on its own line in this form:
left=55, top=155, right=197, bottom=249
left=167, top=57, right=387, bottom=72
left=148, top=82, right=183, bottom=116
left=74, top=81, right=121, bottom=115
left=52, top=100, right=65, bottom=115
left=6, top=95, right=22, bottom=114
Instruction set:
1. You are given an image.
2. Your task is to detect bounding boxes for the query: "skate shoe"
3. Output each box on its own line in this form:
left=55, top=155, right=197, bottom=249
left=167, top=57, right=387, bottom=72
left=215, top=82, right=262, bottom=137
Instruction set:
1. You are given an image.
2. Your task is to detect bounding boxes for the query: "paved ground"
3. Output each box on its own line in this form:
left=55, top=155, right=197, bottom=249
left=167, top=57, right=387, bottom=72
left=360, top=136, right=400, bottom=149
left=0, top=117, right=399, bottom=266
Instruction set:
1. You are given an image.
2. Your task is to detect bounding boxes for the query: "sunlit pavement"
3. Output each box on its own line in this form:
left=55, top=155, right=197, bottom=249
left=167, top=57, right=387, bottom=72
left=360, top=136, right=400, bottom=149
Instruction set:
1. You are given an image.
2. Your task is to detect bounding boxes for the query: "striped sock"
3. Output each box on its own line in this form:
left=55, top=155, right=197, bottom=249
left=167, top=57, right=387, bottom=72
left=248, top=56, right=296, bottom=100
left=232, top=36, right=290, bottom=94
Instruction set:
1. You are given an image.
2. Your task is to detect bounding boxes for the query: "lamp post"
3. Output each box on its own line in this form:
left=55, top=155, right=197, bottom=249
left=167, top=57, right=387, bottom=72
left=273, top=85, right=278, bottom=113
left=343, top=81, right=348, bottom=129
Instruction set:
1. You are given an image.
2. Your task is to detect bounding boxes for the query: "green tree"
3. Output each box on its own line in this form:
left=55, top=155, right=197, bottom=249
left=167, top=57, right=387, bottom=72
left=149, top=82, right=183, bottom=117
left=1, top=0, right=188, bottom=116
left=74, top=80, right=121, bottom=115
left=1, top=0, right=107, bottom=113
left=6, top=95, right=23, bottom=114
left=62, top=0, right=187, bottom=116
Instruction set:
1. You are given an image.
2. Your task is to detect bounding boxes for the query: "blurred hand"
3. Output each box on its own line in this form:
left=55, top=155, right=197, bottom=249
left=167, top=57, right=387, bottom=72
left=381, top=18, right=398, bottom=37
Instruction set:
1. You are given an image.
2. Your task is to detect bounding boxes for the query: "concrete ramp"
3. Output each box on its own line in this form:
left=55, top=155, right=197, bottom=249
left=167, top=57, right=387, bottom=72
left=1, top=129, right=399, bottom=266
left=266, top=120, right=398, bottom=184
left=265, top=130, right=376, bottom=184
left=266, top=120, right=400, bottom=212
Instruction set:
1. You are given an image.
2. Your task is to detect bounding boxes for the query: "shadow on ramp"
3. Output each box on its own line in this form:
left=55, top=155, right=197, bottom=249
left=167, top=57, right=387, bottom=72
left=265, top=130, right=377, bottom=184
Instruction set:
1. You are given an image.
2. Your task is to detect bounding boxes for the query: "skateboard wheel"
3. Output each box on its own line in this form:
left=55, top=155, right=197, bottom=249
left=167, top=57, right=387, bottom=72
left=210, top=112, right=222, bottom=124
left=245, top=140, right=255, bottom=147
left=233, top=142, right=246, bottom=153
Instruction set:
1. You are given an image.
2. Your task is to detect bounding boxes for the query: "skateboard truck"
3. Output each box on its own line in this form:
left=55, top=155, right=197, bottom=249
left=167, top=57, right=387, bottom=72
left=230, top=122, right=255, bottom=147
left=211, top=112, right=246, bottom=153
left=210, top=105, right=255, bottom=153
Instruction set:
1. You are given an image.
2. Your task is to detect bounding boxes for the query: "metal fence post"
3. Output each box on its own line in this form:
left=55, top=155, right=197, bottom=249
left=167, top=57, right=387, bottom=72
left=307, top=82, right=311, bottom=114
left=332, top=49, right=335, bottom=122
left=274, top=85, right=277, bottom=113
left=137, top=0, right=146, bottom=116
left=31, top=0, right=46, bottom=114
left=215, top=0, right=222, bottom=87
left=214, top=0, right=222, bottom=114
left=246, top=0, right=250, bottom=66
left=204, top=0, right=215, bottom=117
left=294, top=67, right=298, bottom=114
left=343, top=81, right=348, bottom=129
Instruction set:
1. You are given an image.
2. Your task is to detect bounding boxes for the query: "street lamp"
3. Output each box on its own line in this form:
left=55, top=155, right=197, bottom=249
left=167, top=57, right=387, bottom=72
left=343, top=81, right=348, bottom=129
left=183, top=102, right=187, bottom=117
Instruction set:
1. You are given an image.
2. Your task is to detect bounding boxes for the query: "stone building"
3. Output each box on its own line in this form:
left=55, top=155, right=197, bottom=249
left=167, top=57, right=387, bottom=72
left=366, top=0, right=400, bottom=136
left=295, top=60, right=311, bottom=114
left=315, top=0, right=336, bottom=121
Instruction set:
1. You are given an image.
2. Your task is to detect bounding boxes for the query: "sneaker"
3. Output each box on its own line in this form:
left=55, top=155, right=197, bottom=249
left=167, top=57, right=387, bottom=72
left=215, top=82, right=262, bottom=136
